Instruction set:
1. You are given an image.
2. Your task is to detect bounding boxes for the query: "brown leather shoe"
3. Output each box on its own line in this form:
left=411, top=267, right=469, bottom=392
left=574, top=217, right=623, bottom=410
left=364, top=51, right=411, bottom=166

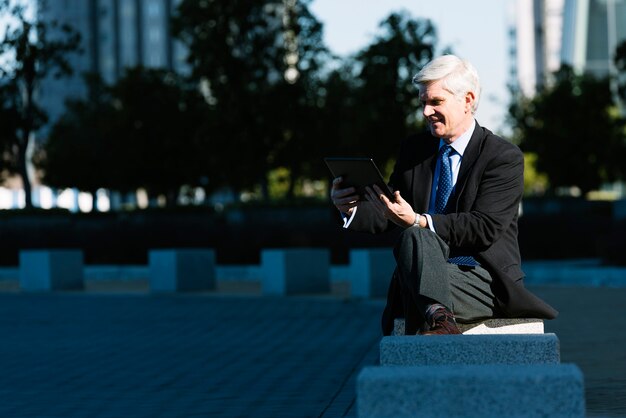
left=418, top=307, right=461, bottom=335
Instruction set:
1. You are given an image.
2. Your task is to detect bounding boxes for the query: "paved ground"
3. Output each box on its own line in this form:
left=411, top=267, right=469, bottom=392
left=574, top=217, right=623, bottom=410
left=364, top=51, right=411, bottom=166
left=532, top=286, right=626, bottom=417
left=0, top=289, right=382, bottom=418
left=0, top=284, right=624, bottom=417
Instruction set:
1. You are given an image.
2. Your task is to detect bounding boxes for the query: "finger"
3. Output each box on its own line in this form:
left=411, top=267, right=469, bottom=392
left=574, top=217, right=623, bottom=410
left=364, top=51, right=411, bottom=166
left=332, top=187, right=357, bottom=199
left=373, top=185, right=397, bottom=209
left=331, top=177, right=343, bottom=188
left=334, top=195, right=359, bottom=206
left=372, top=185, right=389, bottom=203
left=339, top=200, right=359, bottom=210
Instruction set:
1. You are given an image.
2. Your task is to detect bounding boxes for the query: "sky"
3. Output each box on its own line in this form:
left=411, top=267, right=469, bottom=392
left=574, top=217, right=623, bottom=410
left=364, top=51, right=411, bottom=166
left=309, top=0, right=515, bottom=134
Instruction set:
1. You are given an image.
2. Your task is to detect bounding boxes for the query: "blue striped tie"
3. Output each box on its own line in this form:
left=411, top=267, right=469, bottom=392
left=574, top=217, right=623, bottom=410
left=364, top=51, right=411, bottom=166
left=435, top=145, right=453, bottom=214
left=435, top=145, right=478, bottom=267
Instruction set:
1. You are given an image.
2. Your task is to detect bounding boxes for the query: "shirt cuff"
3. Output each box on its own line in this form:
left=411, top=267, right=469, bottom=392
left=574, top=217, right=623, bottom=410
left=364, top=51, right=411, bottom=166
left=341, top=206, right=357, bottom=228
left=423, top=214, right=436, bottom=232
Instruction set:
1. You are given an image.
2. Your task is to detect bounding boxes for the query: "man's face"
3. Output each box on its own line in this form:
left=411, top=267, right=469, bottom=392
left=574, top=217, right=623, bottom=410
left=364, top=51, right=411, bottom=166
left=419, top=79, right=474, bottom=142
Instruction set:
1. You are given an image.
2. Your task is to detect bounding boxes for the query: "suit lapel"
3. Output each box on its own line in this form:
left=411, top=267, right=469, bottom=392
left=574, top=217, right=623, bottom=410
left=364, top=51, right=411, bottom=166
left=450, top=122, right=484, bottom=208
left=411, top=137, right=439, bottom=212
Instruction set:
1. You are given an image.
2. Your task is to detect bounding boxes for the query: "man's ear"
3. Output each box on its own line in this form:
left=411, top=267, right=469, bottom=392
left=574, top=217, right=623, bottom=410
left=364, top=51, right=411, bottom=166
left=465, top=91, right=476, bottom=113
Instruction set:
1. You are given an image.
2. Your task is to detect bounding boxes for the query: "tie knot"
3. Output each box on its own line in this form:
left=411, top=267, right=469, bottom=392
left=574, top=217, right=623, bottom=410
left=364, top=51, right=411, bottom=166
left=440, top=144, right=452, bottom=157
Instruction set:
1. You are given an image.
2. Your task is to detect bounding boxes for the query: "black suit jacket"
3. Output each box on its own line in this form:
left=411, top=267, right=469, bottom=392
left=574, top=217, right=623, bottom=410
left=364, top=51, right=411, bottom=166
left=348, top=122, right=558, bottom=335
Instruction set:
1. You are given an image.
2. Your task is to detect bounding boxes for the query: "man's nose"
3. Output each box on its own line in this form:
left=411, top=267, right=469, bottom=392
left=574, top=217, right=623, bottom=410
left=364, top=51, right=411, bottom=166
left=423, top=105, right=434, bottom=117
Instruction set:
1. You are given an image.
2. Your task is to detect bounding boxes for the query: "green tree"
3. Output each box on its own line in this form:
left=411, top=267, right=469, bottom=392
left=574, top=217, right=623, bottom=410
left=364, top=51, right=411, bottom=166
left=0, top=0, right=80, bottom=208
left=171, top=0, right=329, bottom=197
left=0, top=81, right=20, bottom=183
left=316, top=64, right=360, bottom=157
left=108, top=67, right=207, bottom=205
left=40, top=69, right=207, bottom=208
left=37, top=74, right=116, bottom=210
left=509, top=65, right=626, bottom=195
left=351, top=12, right=436, bottom=165
left=172, top=0, right=283, bottom=194
left=615, top=39, right=626, bottom=104
left=257, top=0, right=331, bottom=198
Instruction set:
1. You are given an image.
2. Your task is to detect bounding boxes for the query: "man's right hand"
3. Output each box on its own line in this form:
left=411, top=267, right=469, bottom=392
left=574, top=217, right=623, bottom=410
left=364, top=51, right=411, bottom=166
left=330, top=177, right=359, bottom=216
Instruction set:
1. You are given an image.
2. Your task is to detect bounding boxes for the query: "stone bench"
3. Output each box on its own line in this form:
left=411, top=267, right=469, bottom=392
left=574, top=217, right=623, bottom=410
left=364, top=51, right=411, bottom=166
left=357, top=363, right=585, bottom=418
left=260, top=249, right=329, bottom=295
left=393, top=317, right=544, bottom=335
left=380, top=333, right=560, bottom=366
left=148, top=249, right=216, bottom=292
left=19, top=250, right=84, bottom=291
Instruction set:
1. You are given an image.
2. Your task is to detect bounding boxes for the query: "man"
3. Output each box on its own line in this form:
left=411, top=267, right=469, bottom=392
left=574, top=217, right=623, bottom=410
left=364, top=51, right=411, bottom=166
left=331, top=55, right=557, bottom=335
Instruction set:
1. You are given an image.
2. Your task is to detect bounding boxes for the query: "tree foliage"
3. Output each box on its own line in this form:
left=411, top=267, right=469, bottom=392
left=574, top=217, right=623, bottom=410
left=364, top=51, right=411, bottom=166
left=0, top=0, right=80, bottom=208
left=350, top=12, right=436, bottom=164
left=0, top=81, right=20, bottom=182
left=172, top=0, right=301, bottom=193
left=38, top=74, right=116, bottom=197
left=509, top=65, right=626, bottom=195
left=108, top=67, right=207, bottom=201
left=615, top=39, right=626, bottom=103
left=40, top=69, right=207, bottom=207
left=30, top=3, right=441, bottom=206
left=269, top=10, right=438, bottom=186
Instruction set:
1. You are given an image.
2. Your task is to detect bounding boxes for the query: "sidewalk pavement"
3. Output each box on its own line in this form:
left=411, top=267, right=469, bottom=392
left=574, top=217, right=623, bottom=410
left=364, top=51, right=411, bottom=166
left=0, top=285, right=625, bottom=417
left=531, top=286, right=626, bottom=418
left=0, top=291, right=383, bottom=418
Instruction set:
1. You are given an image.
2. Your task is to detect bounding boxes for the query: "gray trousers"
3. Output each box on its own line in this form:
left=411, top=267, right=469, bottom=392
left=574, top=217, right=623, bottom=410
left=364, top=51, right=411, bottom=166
left=393, top=227, right=500, bottom=323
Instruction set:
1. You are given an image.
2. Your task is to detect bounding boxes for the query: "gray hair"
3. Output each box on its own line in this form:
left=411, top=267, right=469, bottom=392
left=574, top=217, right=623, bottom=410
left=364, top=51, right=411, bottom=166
left=412, top=55, right=481, bottom=114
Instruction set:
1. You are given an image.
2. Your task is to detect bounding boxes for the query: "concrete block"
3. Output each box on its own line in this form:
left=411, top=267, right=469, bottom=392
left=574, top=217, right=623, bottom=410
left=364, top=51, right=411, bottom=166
left=149, top=249, right=216, bottom=292
left=261, top=249, right=330, bottom=295
left=357, top=363, right=585, bottom=418
left=349, top=249, right=394, bottom=298
left=19, top=250, right=84, bottom=291
left=380, top=333, right=560, bottom=366
left=393, top=317, right=544, bottom=335
left=614, top=198, right=626, bottom=220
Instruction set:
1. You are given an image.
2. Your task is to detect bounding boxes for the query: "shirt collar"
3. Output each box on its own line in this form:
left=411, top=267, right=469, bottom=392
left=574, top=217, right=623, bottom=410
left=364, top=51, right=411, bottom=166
left=439, top=119, right=476, bottom=157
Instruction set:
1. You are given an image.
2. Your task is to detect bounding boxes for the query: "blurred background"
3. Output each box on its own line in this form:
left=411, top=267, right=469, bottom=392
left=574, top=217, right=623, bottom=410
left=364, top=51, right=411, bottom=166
left=0, top=0, right=625, bottom=267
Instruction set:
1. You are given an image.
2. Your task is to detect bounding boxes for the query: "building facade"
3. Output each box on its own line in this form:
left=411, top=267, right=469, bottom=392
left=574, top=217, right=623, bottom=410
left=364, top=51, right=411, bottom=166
left=510, top=0, right=626, bottom=96
left=508, top=0, right=626, bottom=198
left=509, top=0, right=566, bottom=96
left=37, top=0, right=188, bottom=130
left=561, top=0, right=626, bottom=77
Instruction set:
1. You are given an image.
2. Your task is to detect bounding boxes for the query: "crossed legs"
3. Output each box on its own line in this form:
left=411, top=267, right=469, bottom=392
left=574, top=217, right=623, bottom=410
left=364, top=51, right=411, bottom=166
left=393, top=227, right=499, bottom=332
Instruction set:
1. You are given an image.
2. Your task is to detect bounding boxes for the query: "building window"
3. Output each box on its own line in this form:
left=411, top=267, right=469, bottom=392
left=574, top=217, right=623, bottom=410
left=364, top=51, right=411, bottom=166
left=147, top=1, right=161, bottom=16
left=121, top=2, right=135, bottom=17
left=149, top=28, right=161, bottom=43
left=150, top=53, right=163, bottom=67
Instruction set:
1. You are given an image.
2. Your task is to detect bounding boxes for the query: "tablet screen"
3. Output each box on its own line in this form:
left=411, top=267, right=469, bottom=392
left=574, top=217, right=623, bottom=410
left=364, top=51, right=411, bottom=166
left=324, top=157, right=394, bottom=200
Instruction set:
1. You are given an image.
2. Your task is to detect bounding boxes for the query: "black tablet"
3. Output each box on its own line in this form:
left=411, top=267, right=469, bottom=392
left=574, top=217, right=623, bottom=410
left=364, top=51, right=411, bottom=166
left=324, top=157, right=394, bottom=200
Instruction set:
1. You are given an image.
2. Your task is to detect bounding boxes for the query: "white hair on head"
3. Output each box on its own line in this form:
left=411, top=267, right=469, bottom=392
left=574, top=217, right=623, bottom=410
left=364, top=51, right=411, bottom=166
left=412, top=54, right=481, bottom=114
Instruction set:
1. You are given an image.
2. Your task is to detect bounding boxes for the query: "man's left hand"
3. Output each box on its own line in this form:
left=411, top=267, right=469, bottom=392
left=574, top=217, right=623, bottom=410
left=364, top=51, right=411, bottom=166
left=364, top=185, right=416, bottom=228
